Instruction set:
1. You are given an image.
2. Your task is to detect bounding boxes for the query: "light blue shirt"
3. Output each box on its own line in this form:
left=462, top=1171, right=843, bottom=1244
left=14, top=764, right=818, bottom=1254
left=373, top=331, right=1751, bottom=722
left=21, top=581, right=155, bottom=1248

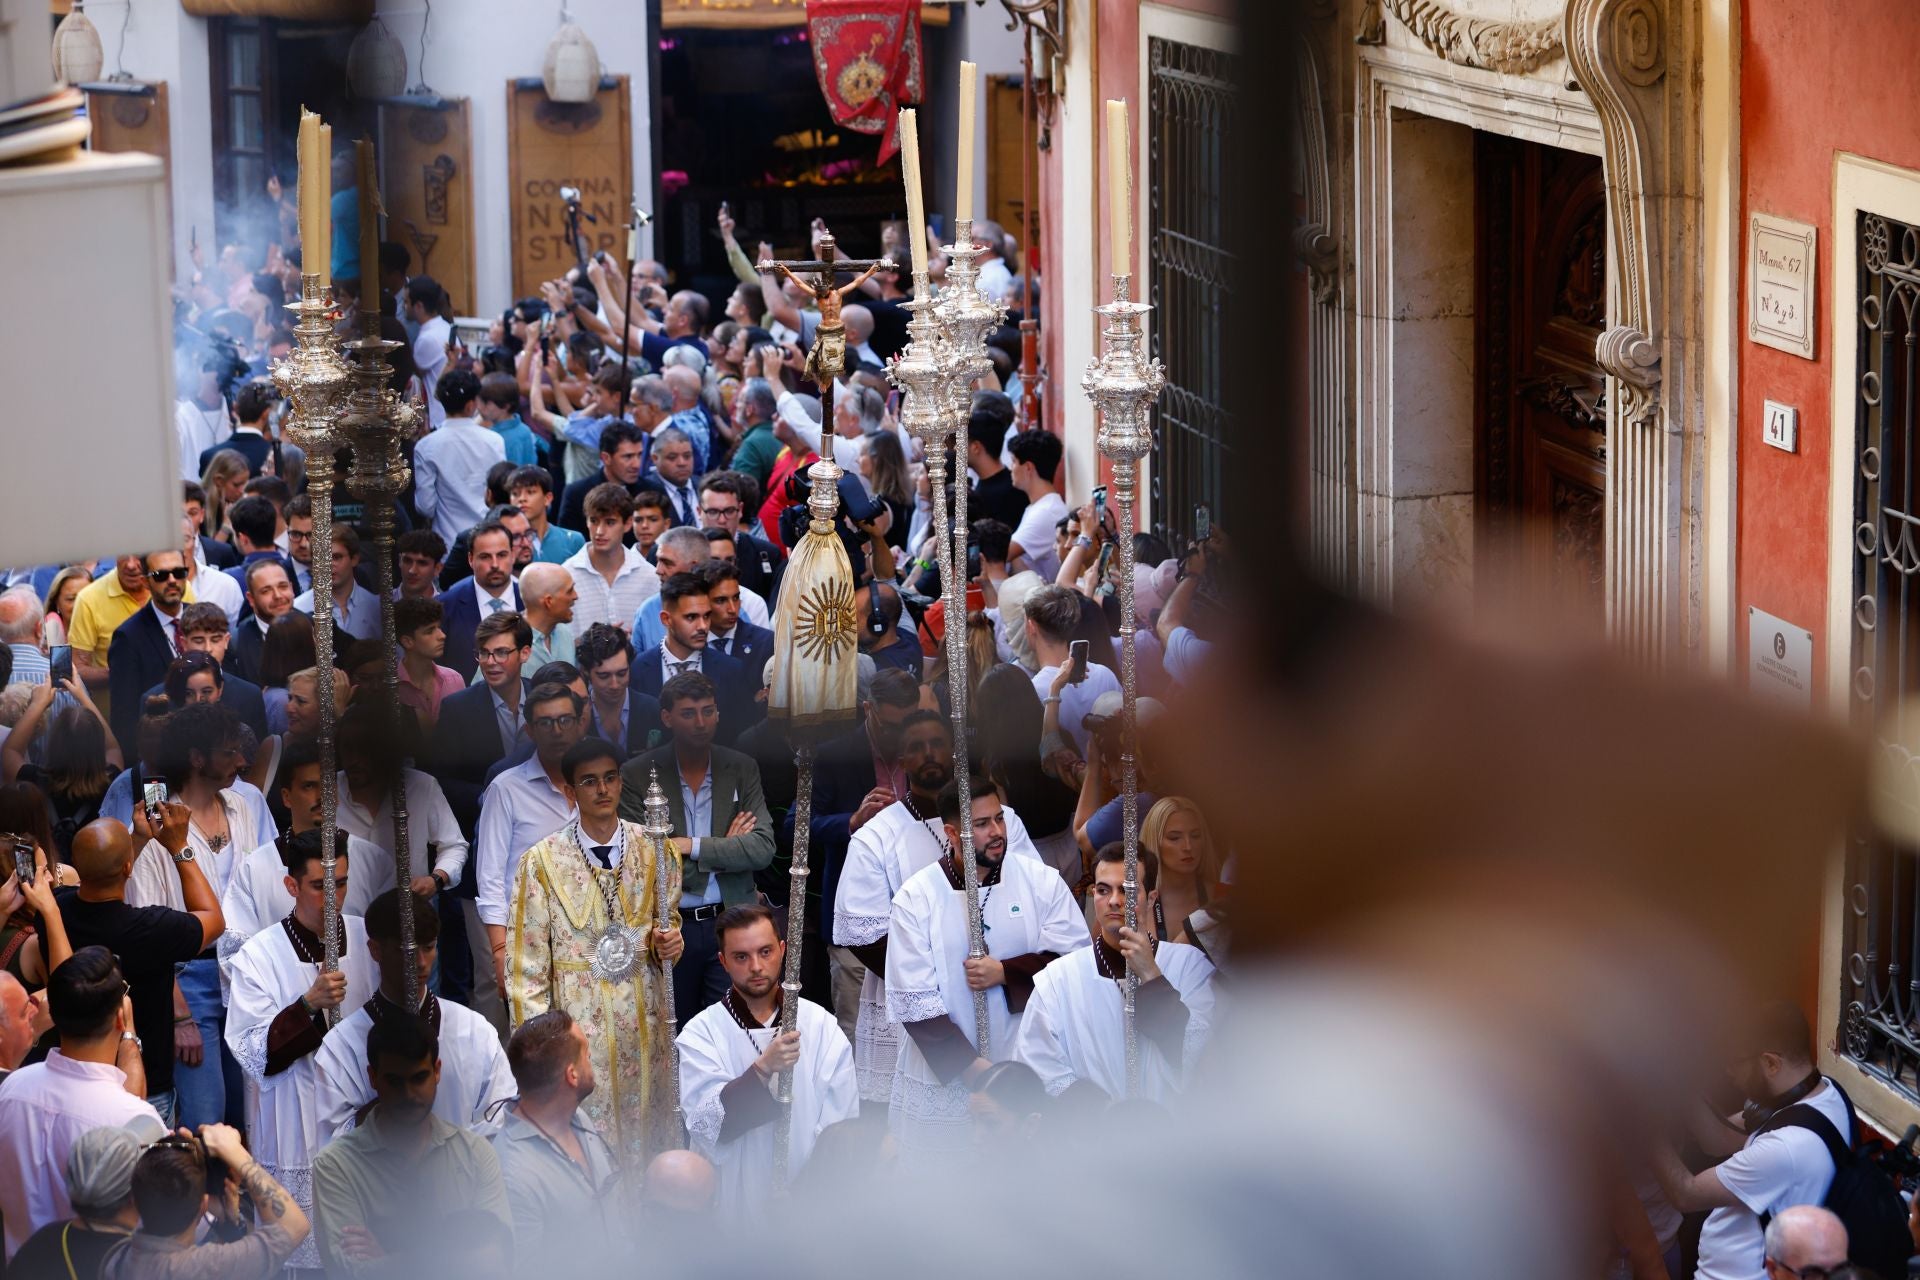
left=629, top=595, right=665, bottom=652
left=678, top=765, right=719, bottom=907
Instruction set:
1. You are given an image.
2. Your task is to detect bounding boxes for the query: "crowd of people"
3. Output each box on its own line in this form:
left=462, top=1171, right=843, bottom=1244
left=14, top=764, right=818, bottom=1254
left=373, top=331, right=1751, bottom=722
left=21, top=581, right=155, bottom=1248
left=0, top=200, right=1240, bottom=1276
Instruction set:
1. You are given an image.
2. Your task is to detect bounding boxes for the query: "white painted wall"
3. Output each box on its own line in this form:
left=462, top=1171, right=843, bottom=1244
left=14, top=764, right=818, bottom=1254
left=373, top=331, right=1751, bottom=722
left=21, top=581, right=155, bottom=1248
left=374, top=0, right=655, bottom=318
left=82, top=0, right=215, bottom=285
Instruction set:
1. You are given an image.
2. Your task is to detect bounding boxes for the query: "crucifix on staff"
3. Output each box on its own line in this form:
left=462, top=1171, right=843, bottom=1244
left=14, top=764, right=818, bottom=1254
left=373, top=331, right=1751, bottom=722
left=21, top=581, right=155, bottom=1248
left=758, top=234, right=893, bottom=413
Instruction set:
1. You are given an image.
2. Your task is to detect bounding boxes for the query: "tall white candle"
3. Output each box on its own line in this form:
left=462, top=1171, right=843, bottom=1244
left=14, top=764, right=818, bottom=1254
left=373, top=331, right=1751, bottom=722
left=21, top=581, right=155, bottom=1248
left=1107, top=99, right=1132, bottom=276
left=316, top=122, right=332, bottom=288
left=298, top=110, right=317, bottom=273
left=956, top=60, right=977, bottom=225
left=899, top=108, right=928, bottom=278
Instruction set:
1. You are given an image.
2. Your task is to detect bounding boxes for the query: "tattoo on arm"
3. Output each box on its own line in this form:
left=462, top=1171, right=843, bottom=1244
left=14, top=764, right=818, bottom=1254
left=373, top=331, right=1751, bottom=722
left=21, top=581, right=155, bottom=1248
left=238, top=1159, right=290, bottom=1220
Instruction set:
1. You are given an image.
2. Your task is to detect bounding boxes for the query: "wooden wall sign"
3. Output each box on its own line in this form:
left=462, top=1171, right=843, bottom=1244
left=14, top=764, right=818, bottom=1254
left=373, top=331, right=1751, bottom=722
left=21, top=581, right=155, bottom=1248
left=379, top=98, right=477, bottom=317
left=506, top=76, right=632, bottom=303
left=87, top=83, right=170, bottom=174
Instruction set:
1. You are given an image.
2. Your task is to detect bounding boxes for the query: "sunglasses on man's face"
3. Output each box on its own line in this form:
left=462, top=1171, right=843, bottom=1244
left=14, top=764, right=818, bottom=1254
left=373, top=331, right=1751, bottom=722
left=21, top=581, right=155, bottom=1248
left=146, top=567, right=189, bottom=582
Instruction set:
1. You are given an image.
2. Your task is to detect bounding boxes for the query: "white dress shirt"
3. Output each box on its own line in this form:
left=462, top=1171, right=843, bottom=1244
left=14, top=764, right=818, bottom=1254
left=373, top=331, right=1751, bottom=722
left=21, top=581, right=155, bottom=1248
left=474, top=755, right=577, bottom=927
left=564, top=543, right=659, bottom=633
left=337, top=767, right=470, bottom=888
left=0, top=1052, right=162, bottom=1255
left=414, top=314, right=453, bottom=426
left=293, top=580, right=385, bottom=642
left=188, top=562, right=245, bottom=629
left=412, top=416, right=507, bottom=546
left=175, top=398, right=229, bottom=481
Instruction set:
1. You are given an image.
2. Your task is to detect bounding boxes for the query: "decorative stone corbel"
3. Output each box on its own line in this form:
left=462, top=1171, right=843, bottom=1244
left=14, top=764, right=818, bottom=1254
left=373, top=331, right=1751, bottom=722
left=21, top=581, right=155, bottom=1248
left=1378, top=0, right=1565, bottom=74
left=1564, top=0, right=1667, bottom=428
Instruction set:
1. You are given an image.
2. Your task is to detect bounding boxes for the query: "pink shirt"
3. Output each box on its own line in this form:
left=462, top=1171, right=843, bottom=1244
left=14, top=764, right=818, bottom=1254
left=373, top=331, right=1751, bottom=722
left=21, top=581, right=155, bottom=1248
left=0, top=1051, right=160, bottom=1254
left=398, top=662, right=465, bottom=729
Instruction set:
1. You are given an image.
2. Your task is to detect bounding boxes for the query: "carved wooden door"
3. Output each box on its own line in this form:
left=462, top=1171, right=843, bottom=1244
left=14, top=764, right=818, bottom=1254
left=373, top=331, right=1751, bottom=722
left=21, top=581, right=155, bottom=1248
left=1475, top=135, right=1608, bottom=621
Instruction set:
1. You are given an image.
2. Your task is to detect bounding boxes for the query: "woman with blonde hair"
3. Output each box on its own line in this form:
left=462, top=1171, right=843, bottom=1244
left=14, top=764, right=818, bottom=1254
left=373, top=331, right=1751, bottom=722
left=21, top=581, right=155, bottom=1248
left=39, top=565, right=92, bottom=649
left=198, top=448, right=252, bottom=542
left=1140, top=795, right=1222, bottom=945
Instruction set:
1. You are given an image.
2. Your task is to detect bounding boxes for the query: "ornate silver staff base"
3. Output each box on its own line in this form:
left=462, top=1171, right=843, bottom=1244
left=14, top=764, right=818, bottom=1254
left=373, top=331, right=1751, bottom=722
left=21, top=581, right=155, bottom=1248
left=337, top=322, right=421, bottom=1009
left=271, top=274, right=350, bottom=1023
left=1080, top=272, right=1166, bottom=1098
left=642, top=771, right=682, bottom=1138
left=933, top=224, right=1006, bottom=1055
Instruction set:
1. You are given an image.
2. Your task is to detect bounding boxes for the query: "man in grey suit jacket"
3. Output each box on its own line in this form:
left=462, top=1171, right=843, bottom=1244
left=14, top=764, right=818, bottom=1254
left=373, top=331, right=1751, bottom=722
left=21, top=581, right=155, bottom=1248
left=618, top=669, right=775, bottom=1025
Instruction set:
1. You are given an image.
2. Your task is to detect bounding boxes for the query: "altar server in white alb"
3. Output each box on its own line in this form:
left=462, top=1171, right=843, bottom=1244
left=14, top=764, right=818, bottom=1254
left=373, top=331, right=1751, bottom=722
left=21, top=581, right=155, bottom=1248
left=217, top=743, right=392, bottom=977
left=833, top=710, right=1045, bottom=1106
left=678, top=903, right=857, bottom=1217
left=313, top=888, right=516, bottom=1139
left=886, top=778, right=1087, bottom=1163
left=1012, top=845, right=1216, bottom=1103
left=223, top=830, right=376, bottom=1271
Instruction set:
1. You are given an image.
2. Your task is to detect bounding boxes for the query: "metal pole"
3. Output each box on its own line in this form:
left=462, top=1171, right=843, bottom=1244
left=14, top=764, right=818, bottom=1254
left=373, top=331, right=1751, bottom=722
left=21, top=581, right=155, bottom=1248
left=773, top=742, right=813, bottom=1191
left=273, top=273, right=349, bottom=1024
left=642, top=771, right=680, bottom=1138
left=932, top=224, right=1005, bottom=1055
left=1081, top=272, right=1166, bottom=1099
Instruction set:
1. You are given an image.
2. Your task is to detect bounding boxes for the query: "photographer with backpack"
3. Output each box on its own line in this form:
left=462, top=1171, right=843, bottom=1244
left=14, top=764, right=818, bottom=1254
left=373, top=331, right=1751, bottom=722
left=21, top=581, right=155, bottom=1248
left=1654, top=1001, right=1911, bottom=1280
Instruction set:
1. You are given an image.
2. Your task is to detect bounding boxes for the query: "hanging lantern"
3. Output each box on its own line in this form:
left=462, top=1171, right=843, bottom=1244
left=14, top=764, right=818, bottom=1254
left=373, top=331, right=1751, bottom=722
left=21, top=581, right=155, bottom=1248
left=346, top=19, right=408, bottom=101
left=542, top=21, right=601, bottom=105
left=51, top=3, right=104, bottom=88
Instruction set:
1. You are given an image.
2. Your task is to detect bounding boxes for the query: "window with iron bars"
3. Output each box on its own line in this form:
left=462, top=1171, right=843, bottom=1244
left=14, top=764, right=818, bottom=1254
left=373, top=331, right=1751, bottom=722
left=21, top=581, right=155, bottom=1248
left=1842, top=209, right=1920, bottom=1100
left=1147, top=36, right=1235, bottom=552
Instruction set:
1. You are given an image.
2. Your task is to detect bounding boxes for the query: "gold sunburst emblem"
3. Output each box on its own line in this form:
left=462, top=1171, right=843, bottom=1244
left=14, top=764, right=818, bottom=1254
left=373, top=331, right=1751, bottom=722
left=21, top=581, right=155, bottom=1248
left=795, top=581, right=857, bottom=665
left=836, top=34, right=887, bottom=111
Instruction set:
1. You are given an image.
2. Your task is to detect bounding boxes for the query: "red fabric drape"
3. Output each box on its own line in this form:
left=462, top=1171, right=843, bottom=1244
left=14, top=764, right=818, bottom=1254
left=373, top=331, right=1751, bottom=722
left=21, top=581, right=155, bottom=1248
left=805, top=0, right=924, bottom=162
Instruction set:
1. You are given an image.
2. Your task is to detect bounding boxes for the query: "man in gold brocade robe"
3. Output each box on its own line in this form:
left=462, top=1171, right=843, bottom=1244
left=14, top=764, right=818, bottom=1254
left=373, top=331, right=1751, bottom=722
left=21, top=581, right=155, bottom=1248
left=506, top=736, right=685, bottom=1167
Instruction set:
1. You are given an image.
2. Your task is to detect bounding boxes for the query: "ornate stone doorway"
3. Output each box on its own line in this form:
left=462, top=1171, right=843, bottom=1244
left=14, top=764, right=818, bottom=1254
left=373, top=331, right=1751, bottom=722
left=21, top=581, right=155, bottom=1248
left=1475, top=135, right=1608, bottom=622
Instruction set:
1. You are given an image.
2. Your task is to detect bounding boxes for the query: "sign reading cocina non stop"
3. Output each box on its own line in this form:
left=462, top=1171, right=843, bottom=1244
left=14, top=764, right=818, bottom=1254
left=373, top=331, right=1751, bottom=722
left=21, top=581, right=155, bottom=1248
left=507, top=76, right=632, bottom=302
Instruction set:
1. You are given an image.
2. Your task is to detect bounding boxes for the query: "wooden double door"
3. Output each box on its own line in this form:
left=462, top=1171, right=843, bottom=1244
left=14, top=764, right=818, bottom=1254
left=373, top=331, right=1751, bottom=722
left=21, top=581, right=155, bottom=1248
left=1474, top=134, right=1608, bottom=621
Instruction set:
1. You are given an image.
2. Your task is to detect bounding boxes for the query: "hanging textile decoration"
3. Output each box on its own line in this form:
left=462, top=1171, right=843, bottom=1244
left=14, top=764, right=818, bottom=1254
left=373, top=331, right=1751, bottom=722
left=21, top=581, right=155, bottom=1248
left=804, top=0, right=923, bottom=162
left=767, top=459, right=859, bottom=737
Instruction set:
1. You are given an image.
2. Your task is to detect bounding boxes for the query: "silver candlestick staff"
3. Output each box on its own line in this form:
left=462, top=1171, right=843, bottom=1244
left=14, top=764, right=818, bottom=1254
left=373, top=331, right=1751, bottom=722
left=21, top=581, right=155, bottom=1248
left=1079, top=271, right=1166, bottom=1097
left=890, top=279, right=988, bottom=1045
left=642, top=770, right=681, bottom=1138
left=930, top=223, right=1006, bottom=1055
left=336, top=320, right=423, bottom=1009
left=270, top=274, right=350, bottom=1019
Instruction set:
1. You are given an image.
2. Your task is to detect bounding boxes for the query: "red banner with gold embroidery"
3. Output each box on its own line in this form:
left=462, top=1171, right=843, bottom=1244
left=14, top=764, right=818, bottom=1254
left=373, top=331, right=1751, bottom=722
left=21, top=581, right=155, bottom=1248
left=805, top=0, right=923, bottom=162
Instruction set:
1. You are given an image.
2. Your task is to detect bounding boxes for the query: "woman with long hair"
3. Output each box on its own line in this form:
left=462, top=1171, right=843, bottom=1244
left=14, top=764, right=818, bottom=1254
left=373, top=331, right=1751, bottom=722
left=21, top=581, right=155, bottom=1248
left=861, top=430, right=914, bottom=551
left=39, top=565, right=91, bottom=649
left=198, top=448, right=252, bottom=541
left=0, top=680, right=122, bottom=859
left=164, top=652, right=225, bottom=710
left=257, top=611, right=316, bottom=692
left=0, top=780, right=78, bottom=985
left=1140, top=795, right=1223, bottom=945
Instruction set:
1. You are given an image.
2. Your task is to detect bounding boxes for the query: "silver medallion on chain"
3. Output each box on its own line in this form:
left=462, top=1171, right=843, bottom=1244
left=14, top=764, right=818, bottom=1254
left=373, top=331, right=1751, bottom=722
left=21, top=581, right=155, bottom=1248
left=577, top=821, right=643, bottom=983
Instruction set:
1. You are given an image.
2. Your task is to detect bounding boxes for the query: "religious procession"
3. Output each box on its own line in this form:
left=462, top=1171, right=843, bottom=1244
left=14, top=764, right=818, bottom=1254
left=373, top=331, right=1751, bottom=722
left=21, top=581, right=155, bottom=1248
left=9, top=1, right=1920, bottom=1278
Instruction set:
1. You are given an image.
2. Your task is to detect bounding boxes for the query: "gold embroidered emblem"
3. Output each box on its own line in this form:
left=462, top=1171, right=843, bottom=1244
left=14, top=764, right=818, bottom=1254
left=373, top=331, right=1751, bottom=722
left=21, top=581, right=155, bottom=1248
left=795, top=581, right=857, bottom=665
left=835, top=34, right=887, bottom=110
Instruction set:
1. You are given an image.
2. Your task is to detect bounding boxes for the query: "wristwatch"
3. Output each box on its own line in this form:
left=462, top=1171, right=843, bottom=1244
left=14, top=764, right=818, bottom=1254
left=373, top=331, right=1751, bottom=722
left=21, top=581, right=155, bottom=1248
left=1074, top=535, right=1094, bottom=550
left=169, top=846, right=196, bottom=865
left=432, top=869, right=451, bottom=889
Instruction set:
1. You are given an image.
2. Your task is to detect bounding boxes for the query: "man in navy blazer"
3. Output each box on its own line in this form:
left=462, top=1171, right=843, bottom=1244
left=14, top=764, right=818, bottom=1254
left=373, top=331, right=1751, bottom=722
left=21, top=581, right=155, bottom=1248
left=105, top=551, right=194, bottom=748
left=197, top=535, right=240, bottom=571
left=433, top=521, right=522, bottom=681
left=629, top=571, right=756, bottom=746
left=133, top=603, right=270, bottom=745
left=698, top=560, right=774, bottom=691
left=574, top=623, right=663, bottom=762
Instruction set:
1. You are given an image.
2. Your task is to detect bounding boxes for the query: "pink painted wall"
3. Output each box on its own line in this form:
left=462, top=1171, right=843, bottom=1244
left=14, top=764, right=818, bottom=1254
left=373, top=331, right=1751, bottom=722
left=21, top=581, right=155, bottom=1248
left=1738, top=0, right=1920, bottom=681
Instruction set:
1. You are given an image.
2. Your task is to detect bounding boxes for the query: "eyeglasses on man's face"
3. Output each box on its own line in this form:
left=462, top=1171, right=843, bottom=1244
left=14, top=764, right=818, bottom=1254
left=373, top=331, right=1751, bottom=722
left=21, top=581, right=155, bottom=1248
left=146, top=567, right=189, bottom=582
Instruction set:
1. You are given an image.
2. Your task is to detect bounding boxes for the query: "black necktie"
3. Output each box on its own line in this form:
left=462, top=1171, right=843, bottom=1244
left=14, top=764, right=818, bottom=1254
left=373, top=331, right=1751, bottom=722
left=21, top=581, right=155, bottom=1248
left=714, top=634, right=731, bottom=657
left=590, top=844, right=613, bottom=869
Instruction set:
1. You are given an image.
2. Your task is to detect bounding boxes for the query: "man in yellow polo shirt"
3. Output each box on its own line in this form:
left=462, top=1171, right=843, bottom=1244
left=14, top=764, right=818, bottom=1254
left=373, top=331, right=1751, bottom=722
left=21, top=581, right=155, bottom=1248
left=66, top=556, right=195, bottom=715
